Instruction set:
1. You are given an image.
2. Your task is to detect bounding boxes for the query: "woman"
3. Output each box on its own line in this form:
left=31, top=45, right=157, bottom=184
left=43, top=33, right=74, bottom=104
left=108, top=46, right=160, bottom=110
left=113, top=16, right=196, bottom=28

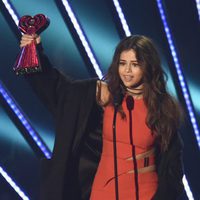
left=20, top=35, right=184, bottom=200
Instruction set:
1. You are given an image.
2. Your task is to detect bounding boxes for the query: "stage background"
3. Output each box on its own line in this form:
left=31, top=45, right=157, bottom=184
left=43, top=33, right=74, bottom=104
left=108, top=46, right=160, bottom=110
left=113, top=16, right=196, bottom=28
left=0, top=0, right=200, bottom=199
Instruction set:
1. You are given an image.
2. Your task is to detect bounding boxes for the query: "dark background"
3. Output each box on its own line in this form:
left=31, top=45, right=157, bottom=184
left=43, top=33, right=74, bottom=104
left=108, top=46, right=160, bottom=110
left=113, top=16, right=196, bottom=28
left=0, top=0, right=200, bottom=199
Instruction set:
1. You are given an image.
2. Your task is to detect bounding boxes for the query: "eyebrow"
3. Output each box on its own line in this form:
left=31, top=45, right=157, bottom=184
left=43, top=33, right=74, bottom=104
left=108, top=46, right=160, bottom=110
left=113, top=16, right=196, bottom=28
left=119, top=59, right=138, bottom=62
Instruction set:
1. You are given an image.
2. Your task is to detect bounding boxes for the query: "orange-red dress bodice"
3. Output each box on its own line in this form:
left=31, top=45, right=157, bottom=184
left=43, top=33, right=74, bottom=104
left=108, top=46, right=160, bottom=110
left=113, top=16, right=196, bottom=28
left=90, top=97, right=158, bottom=200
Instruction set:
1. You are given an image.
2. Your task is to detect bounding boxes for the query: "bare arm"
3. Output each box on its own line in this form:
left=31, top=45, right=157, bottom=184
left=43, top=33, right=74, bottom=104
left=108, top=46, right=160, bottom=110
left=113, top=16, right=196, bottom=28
left=96, top=80, right=110, bottom=107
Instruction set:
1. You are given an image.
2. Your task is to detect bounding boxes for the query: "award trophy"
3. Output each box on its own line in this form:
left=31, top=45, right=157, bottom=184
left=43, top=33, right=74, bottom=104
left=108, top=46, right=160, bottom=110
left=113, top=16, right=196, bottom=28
left=14, top=14, right=49, bottom=75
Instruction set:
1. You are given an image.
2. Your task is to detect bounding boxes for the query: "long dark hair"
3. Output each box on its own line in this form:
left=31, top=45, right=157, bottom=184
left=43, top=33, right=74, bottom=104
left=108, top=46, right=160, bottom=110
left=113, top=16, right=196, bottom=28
left=104, top=35, right=182, bottom=151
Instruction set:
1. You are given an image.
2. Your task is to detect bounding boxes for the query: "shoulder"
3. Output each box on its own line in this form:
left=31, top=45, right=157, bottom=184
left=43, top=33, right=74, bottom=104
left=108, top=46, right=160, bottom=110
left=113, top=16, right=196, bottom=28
left=96, top=80, right=110, bottom=106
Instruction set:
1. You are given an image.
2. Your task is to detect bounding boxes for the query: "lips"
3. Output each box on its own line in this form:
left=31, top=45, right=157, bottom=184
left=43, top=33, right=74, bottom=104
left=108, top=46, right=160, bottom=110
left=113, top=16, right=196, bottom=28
left=123, top=75, right=134, bottom=82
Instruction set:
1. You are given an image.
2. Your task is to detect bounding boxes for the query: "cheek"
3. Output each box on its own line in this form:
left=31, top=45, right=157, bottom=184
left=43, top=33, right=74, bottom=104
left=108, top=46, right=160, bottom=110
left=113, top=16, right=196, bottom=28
left=118, top=67, right=123, bottom=76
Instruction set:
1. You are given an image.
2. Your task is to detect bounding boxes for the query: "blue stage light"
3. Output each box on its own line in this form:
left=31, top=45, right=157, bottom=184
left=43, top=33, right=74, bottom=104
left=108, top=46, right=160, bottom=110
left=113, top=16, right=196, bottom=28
left=61, top=0, right=103, bottom=79
left=156, top=0, right=200, bottom=149
left=2, top=0, right=19, bottom=26
left=112, top=0, right=131, bottom=36
left=195, top=0, right=200, bottom=21
left=156, top=1, right=197, bottom=199
left=0, top=166, right=29, bottom=200
left=0, top=82, right=51, bottom=159
left=183, top=175, right=194, bottom=200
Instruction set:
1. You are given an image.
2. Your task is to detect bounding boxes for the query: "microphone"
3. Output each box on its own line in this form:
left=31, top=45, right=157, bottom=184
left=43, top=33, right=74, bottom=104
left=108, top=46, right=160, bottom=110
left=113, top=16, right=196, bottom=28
left=112, top=89, right=124, bottom=200
left=126, top=95, right=139, bottom=200
left=126, top=95, right=134, bottom=111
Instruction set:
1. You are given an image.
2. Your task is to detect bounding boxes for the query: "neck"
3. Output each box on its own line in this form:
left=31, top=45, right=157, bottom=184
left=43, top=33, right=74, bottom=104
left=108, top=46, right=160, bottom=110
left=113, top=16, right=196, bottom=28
left=120, top=81, right=144, bottom=99
left=126, top=84, right=143, bottom=99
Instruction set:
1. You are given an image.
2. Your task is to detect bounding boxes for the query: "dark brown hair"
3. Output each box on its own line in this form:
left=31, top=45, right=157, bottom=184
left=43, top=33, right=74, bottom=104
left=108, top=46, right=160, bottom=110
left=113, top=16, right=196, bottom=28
left=103, top=35, right=182, bottom=151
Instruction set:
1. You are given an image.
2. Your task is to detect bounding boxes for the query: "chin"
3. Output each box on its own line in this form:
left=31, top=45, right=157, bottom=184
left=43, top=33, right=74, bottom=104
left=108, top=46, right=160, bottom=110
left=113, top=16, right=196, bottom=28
left=122, top=82, right=143, bottom=90
left=122, top=82, right=137, bottom=88
left=124, top=84, right=135, bottom=88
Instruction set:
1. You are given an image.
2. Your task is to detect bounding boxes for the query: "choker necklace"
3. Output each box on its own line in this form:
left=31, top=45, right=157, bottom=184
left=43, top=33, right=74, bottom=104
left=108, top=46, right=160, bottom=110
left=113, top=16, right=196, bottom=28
left=126, top=89, right=143, bottom=96
left=129, top=87, right=142, bottom=90
left=120, top=84, right=143, bottom=96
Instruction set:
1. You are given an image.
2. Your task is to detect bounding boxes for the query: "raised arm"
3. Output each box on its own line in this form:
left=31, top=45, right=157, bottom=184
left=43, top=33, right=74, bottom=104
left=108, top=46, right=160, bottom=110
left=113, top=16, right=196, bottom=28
left=20, top=34, right=72, bottom=115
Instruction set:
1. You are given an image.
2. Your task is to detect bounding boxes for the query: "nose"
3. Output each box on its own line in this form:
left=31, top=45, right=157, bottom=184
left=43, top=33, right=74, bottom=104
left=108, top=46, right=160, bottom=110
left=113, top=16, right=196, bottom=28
left=125, top=63, right=132, bottom=72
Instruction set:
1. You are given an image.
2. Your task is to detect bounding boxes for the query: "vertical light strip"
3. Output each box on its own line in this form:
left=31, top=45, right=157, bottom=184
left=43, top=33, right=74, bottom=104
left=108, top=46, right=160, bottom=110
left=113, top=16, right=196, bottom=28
left=156, top=1, right=196, bottom=199
left=61, top=0, right=103, bottom=79
left=156, top=0, right=200, bottom=149
left=2, top=0, right=19, bottom=26
left=0, top=166, right=29, bottom=200
left=195, top=0, right=200, bottom=21
left=112, top=0, right=131, bottom=36
left=0, top=82, right=51, bottom=159
left=183, top=175, right=194, bottom=200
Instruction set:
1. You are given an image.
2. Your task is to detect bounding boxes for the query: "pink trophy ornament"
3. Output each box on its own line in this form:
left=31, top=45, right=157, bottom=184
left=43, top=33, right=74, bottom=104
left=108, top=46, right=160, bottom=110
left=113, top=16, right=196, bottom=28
left=14, top=14, right=49, bottom=75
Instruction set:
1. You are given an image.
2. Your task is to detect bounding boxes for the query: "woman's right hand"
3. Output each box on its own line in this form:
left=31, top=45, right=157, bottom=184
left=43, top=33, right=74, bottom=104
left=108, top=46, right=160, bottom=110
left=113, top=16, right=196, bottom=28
left=20, top=34, right=41, bottom=48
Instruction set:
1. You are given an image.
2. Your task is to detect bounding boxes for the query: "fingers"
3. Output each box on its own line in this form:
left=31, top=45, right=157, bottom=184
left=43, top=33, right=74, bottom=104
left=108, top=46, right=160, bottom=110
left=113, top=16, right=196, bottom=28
left=35, top=34, right=41, bottom=44
left=20, top=34, right=41, bottom=48
left=20, top=34, right=34, bottom=48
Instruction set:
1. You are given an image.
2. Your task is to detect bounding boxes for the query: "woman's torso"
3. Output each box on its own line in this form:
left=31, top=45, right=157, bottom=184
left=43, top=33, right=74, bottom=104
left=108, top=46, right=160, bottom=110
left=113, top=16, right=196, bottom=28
left=90, top=96, right=158, bottom=200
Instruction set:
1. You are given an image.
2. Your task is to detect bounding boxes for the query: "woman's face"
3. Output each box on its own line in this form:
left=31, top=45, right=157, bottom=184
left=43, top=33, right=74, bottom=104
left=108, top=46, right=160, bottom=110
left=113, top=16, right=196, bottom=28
left=118, top=49, right=143, bottom=89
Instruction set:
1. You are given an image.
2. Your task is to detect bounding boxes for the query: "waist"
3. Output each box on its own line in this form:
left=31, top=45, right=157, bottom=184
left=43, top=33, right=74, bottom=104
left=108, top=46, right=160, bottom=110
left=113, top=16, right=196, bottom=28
left=102, top=139, right=155, bottom=157
left=101, top=139, right=156, bottom=170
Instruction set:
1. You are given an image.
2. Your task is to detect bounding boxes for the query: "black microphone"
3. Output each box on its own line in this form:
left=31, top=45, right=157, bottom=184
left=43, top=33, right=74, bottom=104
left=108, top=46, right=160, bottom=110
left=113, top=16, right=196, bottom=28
left=126, top=95, right=139, bottom=200
left=112, top=89, right=124, bottom=200
left=126, top=95, right=134, bottom=111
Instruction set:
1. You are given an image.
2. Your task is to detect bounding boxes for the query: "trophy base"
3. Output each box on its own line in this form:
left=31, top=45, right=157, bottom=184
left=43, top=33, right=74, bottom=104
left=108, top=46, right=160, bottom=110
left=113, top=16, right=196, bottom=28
left=14, top=66, right=42, bottom=75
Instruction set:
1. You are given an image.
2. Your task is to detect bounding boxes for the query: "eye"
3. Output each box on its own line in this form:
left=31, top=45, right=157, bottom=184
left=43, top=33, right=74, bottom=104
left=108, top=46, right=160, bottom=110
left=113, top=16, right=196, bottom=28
left=119, top=61, right=126, bottom=66
left=131, top=63, right=139, bottom=67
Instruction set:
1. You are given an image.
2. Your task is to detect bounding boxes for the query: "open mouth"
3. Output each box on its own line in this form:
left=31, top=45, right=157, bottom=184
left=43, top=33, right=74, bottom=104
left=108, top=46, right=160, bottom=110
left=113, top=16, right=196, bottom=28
left=123, top=75, right=134, bottom=82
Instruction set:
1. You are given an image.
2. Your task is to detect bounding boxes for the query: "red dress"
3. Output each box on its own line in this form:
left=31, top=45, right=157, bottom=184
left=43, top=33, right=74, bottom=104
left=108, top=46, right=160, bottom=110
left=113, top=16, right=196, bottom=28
left=90, top=97, right=158, bottom=200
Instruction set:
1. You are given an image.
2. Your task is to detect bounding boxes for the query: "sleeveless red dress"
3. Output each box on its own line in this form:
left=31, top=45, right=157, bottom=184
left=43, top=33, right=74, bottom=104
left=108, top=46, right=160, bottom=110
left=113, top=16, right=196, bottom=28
left=90, top=97, right=158, bottom=200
